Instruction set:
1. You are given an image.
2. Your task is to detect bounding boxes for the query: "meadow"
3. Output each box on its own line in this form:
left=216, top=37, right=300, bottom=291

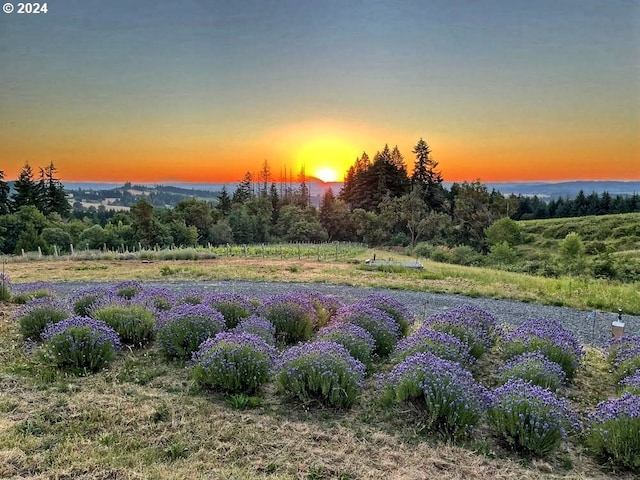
left=1, top=256, right=639, bottom=479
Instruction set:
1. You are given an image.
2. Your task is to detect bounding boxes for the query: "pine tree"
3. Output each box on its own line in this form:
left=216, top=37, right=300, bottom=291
left=217, top=186, right=232, bottom=216
left=232, top=172, right=253, bottom=204
left=0, top=170, right=10, bottom=215
left=12, top=162, right=40, bottom=211
left=40, top=162, right=70, bottom=217
left=411, top=138, right=444, bottom=211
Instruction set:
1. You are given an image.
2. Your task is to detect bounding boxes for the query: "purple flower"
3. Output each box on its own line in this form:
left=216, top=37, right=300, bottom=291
left=176, top=288, right=207, bottom=305
left=391, top=328, right=474, bottom=367
left=134, top=286, right=175, bottom=312
left=420, top=307, right=493, bottom=358
left=334, top=304, right=400, bottom=357
left=498, top=352, right=567, bottom=391
left=275, top=341, right=366, bottom=408
left=233, top=315, right=276, bottom=345
left=208, top=293, right=255, bottom=328
left=258, top=293, right=318, bottom=345
left=317, top=321, right=377, bottom=368
left=113, top=280, right=143, bottom=300
left=489, top=379, right=579, bottom=455
left=355, top=294, right=415, bottom=336
left=14, top=296, right=71, bottom=340
left=69, top=286, right=116, bottom=317
left=589, top=392, right=640, bottom=423
left=619, top=370, right=640, bottom=394
left=42, top=315, right=122, bottom=350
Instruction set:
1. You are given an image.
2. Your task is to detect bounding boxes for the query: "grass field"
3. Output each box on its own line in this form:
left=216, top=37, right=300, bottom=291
left=0, top=297, right=633, bottom=480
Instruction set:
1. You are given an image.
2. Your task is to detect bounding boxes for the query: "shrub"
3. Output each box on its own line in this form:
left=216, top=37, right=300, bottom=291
left=156, top=304, right=226, bottom=360
left=15, top=297, right=71, bottom=341
left=233, top=316, right=276, bottom=345
left=275, top=341, right=365, bottom=408
left=421, top=307, right=493, bottom=359
left=611, top=344, right=640, bottom=382
left=303, top=291, right=344, bottom=328
left=449, top=245, right=482, bottom=266
left=0, top=273, right=11, bottom=302
left=208, top=293, right=254, bottom=329
left=501, top=318, right=584, bottom=379
left=41, top=316, right=121, bottom=374
left=70, top=286, right=113, bottom=317
left=335, top=304, right=400, bottom=357
left=10, top=281, right=56, bottom=304
left=380, top=352, right=491, bottom=438
left=497, top=352, right=567, bottom=392
left=258, top=294, right=317, bottom=345
left=93, top=303, right=156, bottom=347
left=114, top=280, right=143, bottom=300
left=619, top=370, right=640, bottom=395
left=489, top=379, right=579, bottom=456
left=356, top=294, right=415, bottom=336
left=192, top=332, right=276, bottom=394
left=586, top=393, right=640, bottom=473
left=317, top=322, right=376, bottom=369
left=607, top=335, right=640, bottom=365
left=390, top=328, right=474, bottom=367
left=134, top=286, right=174, bottom=312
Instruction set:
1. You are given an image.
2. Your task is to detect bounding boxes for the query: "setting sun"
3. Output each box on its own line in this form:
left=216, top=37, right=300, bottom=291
left=295, top=135, right=359, bottom=184
left=313, top=167, right=340, bottom=183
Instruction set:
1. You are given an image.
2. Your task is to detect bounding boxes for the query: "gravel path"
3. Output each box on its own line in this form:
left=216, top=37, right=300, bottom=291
left=50, top=279, right=640, bottom=347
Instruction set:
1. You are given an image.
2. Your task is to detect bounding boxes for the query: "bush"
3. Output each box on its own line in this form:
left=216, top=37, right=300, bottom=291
left=489, top=379, right=579, bottom=456
left=303, top=291, right=344, bottom=329
left=177, top=288, right=206, bottom=305
left=497, top=352, right=567, bottom=392
left=10, top=281, right=56, bottom=304
left=93, top=303, right=156, bottom=347
left=335, top=304, right=400, bottom=357
left=258, top=294, right=317, bottom=345
left=501, top=318, right=583, bottom=379
left=380, top=352, right=491, bottom=439
left=156, top=304, right=226, bottom=360
left=611, top=344, right=640, bottom=382
left=114, top=280, right=143, bottom=300
left=275, top=341, right=365, bottom=408
left=0, top=273, right=11, bottom=302
left=450, top=245, right=482, bottom=266
left=421, top=306, right=494, bottom=359
left=619, top=370, right=640, bottom=395
left=208, top=293, right=254, bottom=329
left=233, top=316, right=276, bottom=345
left=15, top=297, right=71, bottom=341
left=134, top=286, right=174, bottom=312
left=192, top=332, right=276, bottom=394
left=70, top=286, right=113, bottom=317
left=41, top=316, right=121, bottom=374
left=356, top=294, right=415, bottom=336
left=391, top=328, right=474, bottom=368
left=586, top=393, right=640, bottom=473
left=317, top=322, right=376, bottom=369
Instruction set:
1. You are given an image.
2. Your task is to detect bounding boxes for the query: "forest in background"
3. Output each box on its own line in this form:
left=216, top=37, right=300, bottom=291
left=1, top=138, right=639, bottom=283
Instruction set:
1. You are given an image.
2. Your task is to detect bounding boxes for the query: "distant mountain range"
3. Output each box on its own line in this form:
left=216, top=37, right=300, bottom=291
left=62, top=180, right=640, bottom=200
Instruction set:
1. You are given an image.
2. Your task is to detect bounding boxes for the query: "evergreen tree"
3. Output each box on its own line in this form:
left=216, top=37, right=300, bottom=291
left=0, top=170, right=10, bottom=215
left=232, top=172, right=253, bottom=204
left=40, top=162, right=70, bottom=217
left=12, top=162, right=40, bottom=211
left=411, top=138, right=444, bottom=210
left=217, top=186, right=232, bottom=216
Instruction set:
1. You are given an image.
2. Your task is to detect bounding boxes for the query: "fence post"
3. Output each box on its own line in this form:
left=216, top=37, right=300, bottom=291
left=262, top=243, right=265, bottom=258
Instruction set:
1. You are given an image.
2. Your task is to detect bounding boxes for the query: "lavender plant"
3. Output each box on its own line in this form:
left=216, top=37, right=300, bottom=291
left=93, top=303, right=156, bottom=347
left=501, top=318, right=584, bottom=379
left=208, top=293, right=254, bottom=329
left=233, top=316, right=276, bottom=345
left=335, top=304, right=400, bottom=357
left=275, top=341, right=366, bottom=408
left=610, top=344, right=640, bottom=382
left=258, top=293, right=317, bottom=345
left=135, top=286, right=175, bottom=312
left=619, top=370, right=640, bottom=395
left=156, top=304, right=226, bottom=360
left=15, top=296, right=71, bottom=341
left=380, top=351, right=491, bottom=438
left=303, top=291, right=344, bottom=328
left=192, top=332, right=276, bottom=394
left=489, top=379, right=579, bottom=455
left=114, top=280, right=143, bottom=300
left=420, top=309, right=493, bottom=359
left=356, top=294, right=415, bottom=336
left=11, top=281, right=56, bottom=304
left=317, top=321, right=376, bottom=369
left=498, top=352, right=567, bottom=392
left=390, top=328, right=474, bottom=367
left=41, top=316, right=121, bottom=375
left=70, top=286, right=114, bottom=317
left=177, top=288, right=206, bottom=305
left=607, top=335, right=640, bottom=364
left=586, top=392, right=640, bottom=473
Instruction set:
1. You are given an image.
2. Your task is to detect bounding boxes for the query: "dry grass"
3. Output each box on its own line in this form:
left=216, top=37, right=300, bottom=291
left=0, top=302, right=632, bottom=480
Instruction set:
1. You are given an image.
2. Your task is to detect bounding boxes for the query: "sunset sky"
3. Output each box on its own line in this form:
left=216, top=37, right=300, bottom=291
left=1, top=0, right=639, bottom=184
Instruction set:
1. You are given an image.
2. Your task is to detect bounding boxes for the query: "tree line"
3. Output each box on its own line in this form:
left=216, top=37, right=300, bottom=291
left=1, top=142, right=639, bottom=257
